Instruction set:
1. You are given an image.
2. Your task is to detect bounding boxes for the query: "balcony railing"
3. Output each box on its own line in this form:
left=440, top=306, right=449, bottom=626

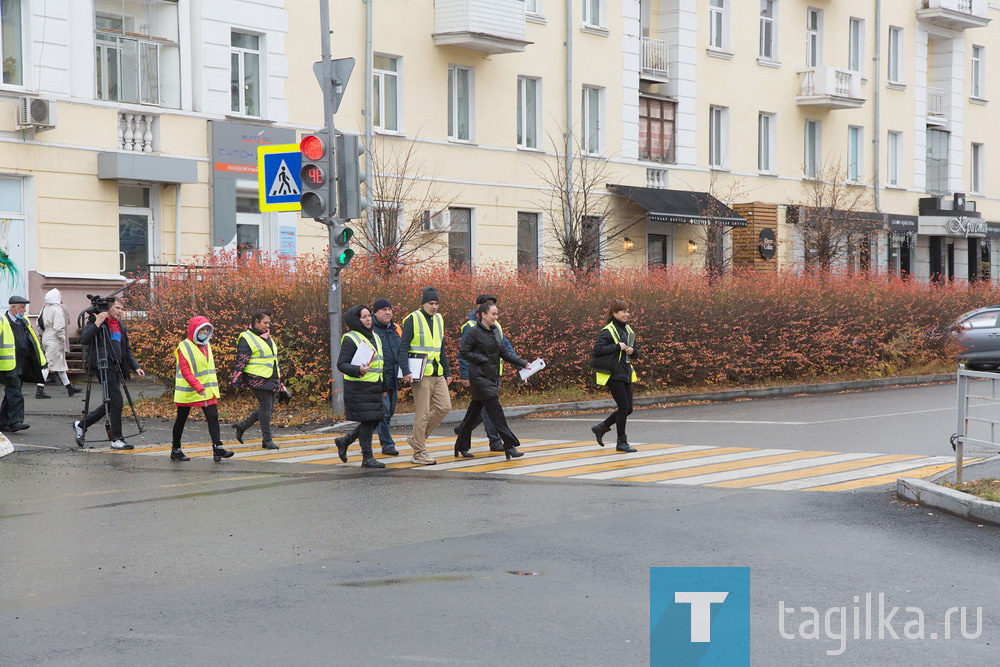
left=927, top=87, right=947, bottom=122
left=118, top=112, right=157, bottom=152
left=796, top=67, right=864, bottom=109
left=433, top=0, right=530, bottom=55
left=917, top=0, right=990, bottom=30
left=640, top=36, right=670, bottom=79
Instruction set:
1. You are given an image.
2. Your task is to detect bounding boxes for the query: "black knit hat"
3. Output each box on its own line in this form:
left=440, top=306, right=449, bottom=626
left=421, top=287, right=440, bottom=304
left=475, top=294, right=498, bottom=305
left=372, top=298, right=392, bottom=314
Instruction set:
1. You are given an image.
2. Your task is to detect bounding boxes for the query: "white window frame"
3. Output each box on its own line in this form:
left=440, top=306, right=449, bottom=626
left=759, top=1, right=777, bottom=61
left=0, top=0, right=29, bottom=89
left=373, top=53, right=400, bottom=133
left=758, top=112, right=776, bottom=173
left=523, top=0, right=540, bottom=14
left=848, top=18, right=864, bottom=74
left=804, top=119, right=821, bottom=178
left=582, top=0, right=604, bottom=28
left=805, top=8, right=822, bottom=68
left=447, top=64, right=474, bottom=142
left=887, top=27, right=902, bottom=84
left=230, top=31, right=262, bottom=118
left=516, top=76, right=541, bottom=150
left=887, top=130, right=902, bottom=187
left=847, top=125, right=863, bottom=182
left=709, top=105, right=729, bottom=169
left=971, top=143, right=984, bottom=194
left=582, top=85, right=604, bottom=155
left=971, top=45, right=985, bottom=100
left=709, top=0, right=728, bottom=52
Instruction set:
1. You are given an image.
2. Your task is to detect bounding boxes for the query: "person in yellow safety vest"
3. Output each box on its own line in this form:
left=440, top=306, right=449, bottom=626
left=335, top=304, right=388, bottom=468
left=170, top=316, right=234, bottom=463
left=590, top=299, right=639, bottom=453
left=232, top=309, right=289, bottom=451
left=0, top=295, right=47, bottom=433
left=397, top=286, right=453, bottom=465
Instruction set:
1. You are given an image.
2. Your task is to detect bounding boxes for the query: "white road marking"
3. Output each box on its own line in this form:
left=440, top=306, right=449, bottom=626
left=571, top=449, right=798, bottom=480
left=492, top=445, right=758, bottom=476
left=544, top=407, right=955, bottom=426
left=654, top=453, right=884, bottom=486
left=750, top=457, right=954, bottom=490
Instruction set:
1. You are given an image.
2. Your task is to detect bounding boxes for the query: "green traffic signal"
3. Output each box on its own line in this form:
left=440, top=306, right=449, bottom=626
left=334, top=248, right=355, bottom=268
left=336, top=226, right=354, bottom=245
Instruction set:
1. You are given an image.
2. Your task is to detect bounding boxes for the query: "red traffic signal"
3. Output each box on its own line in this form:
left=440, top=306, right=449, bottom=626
left=300, top=134, right=326, bottom=161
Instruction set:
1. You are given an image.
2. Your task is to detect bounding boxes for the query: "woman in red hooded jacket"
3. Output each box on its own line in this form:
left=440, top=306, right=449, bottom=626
left=171, top=316, right=234, bottom=462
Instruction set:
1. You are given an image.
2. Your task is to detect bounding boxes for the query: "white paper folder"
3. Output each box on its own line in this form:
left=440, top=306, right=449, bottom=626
left=398, top=355, right=427, bottom=381
left=518, top=358, right=546, bottom=383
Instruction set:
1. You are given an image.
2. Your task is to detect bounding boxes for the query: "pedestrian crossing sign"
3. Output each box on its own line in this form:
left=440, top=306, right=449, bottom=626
left=257, top=144, right=303, bottom=212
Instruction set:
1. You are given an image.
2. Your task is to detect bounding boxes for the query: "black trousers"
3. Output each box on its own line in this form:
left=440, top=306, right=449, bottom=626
left=238, top=388, right=275, bottom=444
left=83, top=369, right=125, bottom=440
left=455, top=397, right=520, bottom=452
left=600, top=380, right=633, bottom=442
left=0, top=369, right=24, bottom=428
left=354, top=420, right=379, bottom=455
left=173, top=404, right=222, bottom=447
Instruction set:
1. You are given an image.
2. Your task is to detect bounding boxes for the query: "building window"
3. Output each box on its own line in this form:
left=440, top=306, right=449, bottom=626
left=373, top=54, right=399, bottom=132
left=709, top=105, right=728, bottom=168
left=847, top=125, right=863, bottom=182
left=582, top=215, right=601, bottom=270
left=516, top=76, right=540, bottom=149
left=448, top=207, right=472, bottom=268
left=709, top=0, right=727, bottom=51
left=639, top=97, right=676, bottom=163
left=648, top=233, right=672, bottom=266
left=887, top=27, right=902, bottom=84
left=887, top=130, right=901, bottom=186
left=522, top=0, right=540, bottom=13
left=926, top=128, right=949, bottom=194
left=805, top=8, right=821, bottom=68
left=230, top=32, right=261, bottom=117
left=94, top=0, right=181, bottom=108
left=848, top=18, right=864, bottom=73
left=1, top=0, right=25, bottom=86
left=447, top=65, right=472, bottom=142
left=582, top=0, right=603, bottom=27
left=971, top=143, right=984, bottom=194
left=804, top=119, right=821, bottom=178
left=971, top=45, right=984, bottom=99
left=759, top=1, right=776, bottom=61
left=517, top=212, right=539, bottom=271
left=758, top=112, right=776, bottom=173
left=582, top=85, right=603, bottom=154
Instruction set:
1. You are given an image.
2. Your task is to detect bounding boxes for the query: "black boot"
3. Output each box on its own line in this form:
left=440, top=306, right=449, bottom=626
left=170, top=446, right=189, bottom=461
left=360, top=443, right=385, bottom=468
left=381, top=444, right=399, bottom=456
left=504, top=447, right=524, bottom=460
left=335, top=436, right=350, bottom=462
left=616, top=441, right=637, bottom=453
left=66, top=384, right=81, bottom=397
left=592, top=424, right=611, bottom=447
left=213, top=445, right=234, bottom=462
left=232, top=423, right=246, bottom=444
left=35, top=386, right=51, bottom=399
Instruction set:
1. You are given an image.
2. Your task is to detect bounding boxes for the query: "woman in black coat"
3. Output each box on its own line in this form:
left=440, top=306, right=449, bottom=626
left=454, top=301, right=529, bottom=460
left=591, top=299, right=639, bottom=453
left=335, top=304, right=387, bottom=468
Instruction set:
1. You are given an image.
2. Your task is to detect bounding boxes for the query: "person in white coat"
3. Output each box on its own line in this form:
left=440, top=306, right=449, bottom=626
left=36, top=289, right=80, bottom=399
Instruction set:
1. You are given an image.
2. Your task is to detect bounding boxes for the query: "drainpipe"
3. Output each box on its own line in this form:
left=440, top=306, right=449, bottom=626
left=564, top=0, right=574, bottom=245
left=873, top=0, right=883, bottom=271
left=364, top=0, right=373, bottom=170
left=174, top=184, right=183, bottom=264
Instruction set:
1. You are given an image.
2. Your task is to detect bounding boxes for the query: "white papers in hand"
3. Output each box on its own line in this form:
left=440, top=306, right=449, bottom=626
left=518, top=358, right=546, bottom=383
left=350, top=341, right=376, bottom=367
left=397, top=355, right=427, bottom=381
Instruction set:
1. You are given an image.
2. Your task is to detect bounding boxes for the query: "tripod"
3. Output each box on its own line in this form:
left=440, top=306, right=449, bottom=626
left=79, top=316, right=144, bottom=444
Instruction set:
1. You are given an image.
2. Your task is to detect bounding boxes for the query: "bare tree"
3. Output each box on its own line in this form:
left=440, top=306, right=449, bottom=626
left=359, top=134, right=455, bottom=275
left=532, top=135, right=644, bottom=275
left=679, top=170, right=750, bottom=275
left=793, top=159, right=880, bottom=272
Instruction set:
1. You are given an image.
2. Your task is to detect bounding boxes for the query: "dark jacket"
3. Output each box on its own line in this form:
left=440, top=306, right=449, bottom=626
left=458, top=310, right=517, bottom=382
left=337, top=305, right=388, bottom=422
left=459, top=319, right=527, bottom=402
left=372, top=317, right=402, bottom=385
left=232, top=328, right=281, bottom=391
left=80, top=317, right=141, bottom=378
left=7, top=313, right=45, bottom=384
left=397, top=308, right=451, bottom=378
left=592, top=319, right=640, bottom=383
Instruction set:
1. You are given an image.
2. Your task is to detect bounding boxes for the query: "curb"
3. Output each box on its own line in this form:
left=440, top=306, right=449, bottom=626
left=385, top=373, right=954, bottom=428
left=896, top=475, right=1000, bottom=527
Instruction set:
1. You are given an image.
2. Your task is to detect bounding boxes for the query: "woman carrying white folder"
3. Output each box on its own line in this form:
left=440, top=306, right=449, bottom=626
left=335, top=304, right=388, bottom=468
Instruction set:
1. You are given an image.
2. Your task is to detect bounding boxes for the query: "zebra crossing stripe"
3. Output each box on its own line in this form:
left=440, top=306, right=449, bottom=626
left=487, top=446, right=764, bottom=477
left=653, top=452, right=877, bottom=486
left=708, top=454, right=921, bottom=489
left=613, top=449, right=797, bottom=482
left=537, top=446, right=762, bottom=478
left=448, top=443, right=684, bottom=474
left=803, top=461, right=965, bottom=492
left=751, top=456, right=954, bottom=490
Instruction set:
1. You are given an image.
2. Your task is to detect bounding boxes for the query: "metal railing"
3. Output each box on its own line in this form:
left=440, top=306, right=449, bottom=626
left=641, top=36, right=670, bottom=78
left=952, top=364, right=1000, bottom=481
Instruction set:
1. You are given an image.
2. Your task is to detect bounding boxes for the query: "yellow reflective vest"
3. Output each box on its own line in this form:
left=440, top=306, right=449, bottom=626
left=404, top=310, right=445, bottom=376
left=0, top=315, right=46, bottom=373
left=174, top=339, right=220, bottom=403
left=239, top=329, right=279, bottom=378
left=595, top=322, right=637, bottom=386
left=342, top=331, right=383, bottom=382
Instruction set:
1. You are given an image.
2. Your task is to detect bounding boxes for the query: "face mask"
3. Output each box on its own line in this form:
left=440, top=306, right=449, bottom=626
left=15, top=313, right=24, bottom=320
left=196, top=333, right=208, bottom=343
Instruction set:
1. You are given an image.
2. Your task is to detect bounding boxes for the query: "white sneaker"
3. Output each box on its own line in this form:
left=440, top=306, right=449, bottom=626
left=410, top=452, right=436, bottom=465
left=110, top=439, right=133, bottom=450
left=73, top=420, right=85, bottom=448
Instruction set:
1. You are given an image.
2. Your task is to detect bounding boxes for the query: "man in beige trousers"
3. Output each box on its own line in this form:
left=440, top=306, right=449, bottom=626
left=398, top=287, right=452, bottom=465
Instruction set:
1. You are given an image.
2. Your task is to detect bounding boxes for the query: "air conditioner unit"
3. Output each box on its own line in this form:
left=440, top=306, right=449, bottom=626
left=17, top=97, right=57, bottom=130
left=421, top=209, right=450, bottom=232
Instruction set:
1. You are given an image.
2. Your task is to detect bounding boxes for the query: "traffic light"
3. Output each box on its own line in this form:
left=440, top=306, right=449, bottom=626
left=299, top=132, right=334, bottom=221
left=335, top=133, right=368, bottom=220
left=331, top=222, right=355, bottom=269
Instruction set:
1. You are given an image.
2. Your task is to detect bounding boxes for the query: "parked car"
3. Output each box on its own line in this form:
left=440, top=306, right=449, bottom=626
left=954, top=306, right=1000, bottom=370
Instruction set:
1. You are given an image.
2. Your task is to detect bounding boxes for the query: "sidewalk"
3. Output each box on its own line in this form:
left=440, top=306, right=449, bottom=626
left=29, top=376, right=167, bottom=418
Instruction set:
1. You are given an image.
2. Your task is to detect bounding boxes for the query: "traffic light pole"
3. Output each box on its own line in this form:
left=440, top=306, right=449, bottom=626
left=318, top=0, right=344, bottom=416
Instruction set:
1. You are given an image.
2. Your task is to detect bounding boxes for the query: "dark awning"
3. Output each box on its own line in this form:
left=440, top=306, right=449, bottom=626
left=611, top=185, right=747, bottom=227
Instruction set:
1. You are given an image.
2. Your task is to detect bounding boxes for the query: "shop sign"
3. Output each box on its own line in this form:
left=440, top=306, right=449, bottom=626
left=758, top=228, right=777, bottom=260
left=946, top=216, right=987, bottom=238
left=887, top=215, right=918, bottom=233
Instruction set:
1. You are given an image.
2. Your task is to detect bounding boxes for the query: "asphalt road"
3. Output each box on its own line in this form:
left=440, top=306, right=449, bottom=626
left=3, top=381, right=998, bottom=665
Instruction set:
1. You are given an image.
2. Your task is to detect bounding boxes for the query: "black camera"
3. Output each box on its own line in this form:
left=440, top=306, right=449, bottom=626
left=85, top=294, right=114, bottom=315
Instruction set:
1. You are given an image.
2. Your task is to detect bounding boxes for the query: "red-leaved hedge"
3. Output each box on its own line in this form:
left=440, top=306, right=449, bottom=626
left=125, top=252, right=989, bottom=409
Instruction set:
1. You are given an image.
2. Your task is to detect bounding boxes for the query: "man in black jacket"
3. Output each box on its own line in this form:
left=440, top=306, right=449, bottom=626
left=73, top=298, right=145, bottom=449
left=0, top=295, right=47, bottom=432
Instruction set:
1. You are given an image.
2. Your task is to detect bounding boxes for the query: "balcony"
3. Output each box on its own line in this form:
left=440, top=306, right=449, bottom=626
left=916, top=0, right=990, bottom=31
left=927, top=87, right=948, bottom=125
left=640, top=37, right=670, bottom=80
left=433, top=0, right=531, bottom=55
left=118, top=111, right=158, bottom=153
left=796, top=67, right=864, bottom=110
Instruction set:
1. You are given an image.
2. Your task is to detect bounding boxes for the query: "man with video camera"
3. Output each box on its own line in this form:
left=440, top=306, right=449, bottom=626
left=73, top=297, right=145, bottom=449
